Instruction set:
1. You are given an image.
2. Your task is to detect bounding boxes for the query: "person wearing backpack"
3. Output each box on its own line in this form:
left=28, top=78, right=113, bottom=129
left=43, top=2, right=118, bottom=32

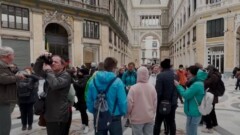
left=87, top=57, right=127, bottom=135
left=201, top=65, right=223, bottom=133
left=174, top=65, right=208, bottom=135
left=17, top=67, right=39, bottom=131
left=127, top=66, right=157, bottom=135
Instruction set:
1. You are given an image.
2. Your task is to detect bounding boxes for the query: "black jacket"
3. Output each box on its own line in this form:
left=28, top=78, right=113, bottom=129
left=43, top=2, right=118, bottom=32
left=17, top=74, right=39, bottom=104
left=155, top=69, right=177, bottom=106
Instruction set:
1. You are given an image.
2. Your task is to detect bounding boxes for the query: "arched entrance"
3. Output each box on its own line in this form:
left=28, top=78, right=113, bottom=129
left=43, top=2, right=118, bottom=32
left=140, top=35, right=160, bottom=65
left=45, top=23, right=69, bottom=58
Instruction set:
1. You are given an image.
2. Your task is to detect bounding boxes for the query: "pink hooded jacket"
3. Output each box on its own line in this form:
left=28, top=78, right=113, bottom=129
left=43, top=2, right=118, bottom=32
left=127, top=66, right=157, bottom=124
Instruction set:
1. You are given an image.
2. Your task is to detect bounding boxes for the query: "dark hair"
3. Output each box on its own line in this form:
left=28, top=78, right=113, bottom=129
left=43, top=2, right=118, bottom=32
left=187, top=65, right=199, bottom=76
left=179, top=64, right=184, bottom=68
left=104, top=57, right=117, bottom=72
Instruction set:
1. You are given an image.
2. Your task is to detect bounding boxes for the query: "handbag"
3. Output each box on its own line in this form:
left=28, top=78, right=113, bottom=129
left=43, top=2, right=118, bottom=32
left=158, top=79, right=173, bottom=115
left=34, top=91, right=47, bottom=115
left=38, top=114, right=46, bottom=127
left=159, top=100, right=171, bottom=115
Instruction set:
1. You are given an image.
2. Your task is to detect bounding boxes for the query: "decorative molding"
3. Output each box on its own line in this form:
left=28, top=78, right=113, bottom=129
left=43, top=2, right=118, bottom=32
left=43, top=10, right=74, bottom=31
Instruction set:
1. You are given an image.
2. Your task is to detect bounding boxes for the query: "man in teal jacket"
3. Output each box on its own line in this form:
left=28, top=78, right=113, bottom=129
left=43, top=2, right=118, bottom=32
left=121, top=62, right=137, bottom=93
left=174, top=66, right=208, bottom=135
left=87, top=57, right=127, bottom=135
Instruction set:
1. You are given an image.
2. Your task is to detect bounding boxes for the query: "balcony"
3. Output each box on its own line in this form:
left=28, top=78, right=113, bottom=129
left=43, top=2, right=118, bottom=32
left=40, top=0, right=109, bottom=15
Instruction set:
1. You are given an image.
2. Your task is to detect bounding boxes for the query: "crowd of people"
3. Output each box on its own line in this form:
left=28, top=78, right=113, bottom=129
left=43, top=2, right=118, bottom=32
left=0, top=46, right=226, bottom=135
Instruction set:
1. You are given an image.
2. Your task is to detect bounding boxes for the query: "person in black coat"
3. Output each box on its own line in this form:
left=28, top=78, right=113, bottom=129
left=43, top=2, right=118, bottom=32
left=73, top=68, right=90, bottom=133
left=17, top=69, right=39, bottom=131
left=154, top=59, right=178, bottom=135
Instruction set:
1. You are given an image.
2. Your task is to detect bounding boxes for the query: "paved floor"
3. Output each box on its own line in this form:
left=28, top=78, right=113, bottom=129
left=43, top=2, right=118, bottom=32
left=10, top=77, right=240, bottom=135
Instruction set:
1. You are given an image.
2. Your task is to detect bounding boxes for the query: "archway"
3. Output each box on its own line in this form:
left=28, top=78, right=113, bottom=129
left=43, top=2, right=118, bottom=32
left=45, top=23, right=69, bottom=59
left=140, top=35, right=160, bottom=65
left=236, top=27, right=240, bottom=67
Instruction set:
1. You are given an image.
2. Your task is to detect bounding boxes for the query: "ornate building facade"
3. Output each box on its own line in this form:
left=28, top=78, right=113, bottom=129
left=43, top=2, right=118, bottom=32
left=167, top=0, right=240, bottom=74
left=126, top=0, right=169, bottom=67
left=0, top=0, right=130, bottom=69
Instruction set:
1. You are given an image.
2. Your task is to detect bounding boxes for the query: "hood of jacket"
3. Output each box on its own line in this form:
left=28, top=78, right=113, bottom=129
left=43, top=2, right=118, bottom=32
left=192, top=69, right=208, bottom=82
left=94, top=71, right=117, bottom=91
left=137, top=66, right=149, bottom=83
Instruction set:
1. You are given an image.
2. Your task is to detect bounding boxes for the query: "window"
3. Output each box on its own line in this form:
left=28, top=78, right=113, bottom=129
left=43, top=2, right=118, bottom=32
left=188, top=5, right=191, bottom=17
left=109, top=28, right=112, bottom=43
left=207, top=18, right=224, bottom=38
left=85, top=0, right=96, bottom=5
left=180, top=39, right=182, bottom=50
left=142, top=51, right=145, bottom=58
left=83, top=20, right=99, bottom=39
left=114, top=33, right=117, bottom=46
left=140, top=15, right=161, bottom=27
left=183, top=36, right=185, bottom=47
left=193, top=0, right=197, bottom=11
left=210, top=0, right=221, bottom=4
left=1, top=4, right=29, bottom=30
left=193, top=26, right=196, bottom=41
left=187, top=32, right=190, bottom=44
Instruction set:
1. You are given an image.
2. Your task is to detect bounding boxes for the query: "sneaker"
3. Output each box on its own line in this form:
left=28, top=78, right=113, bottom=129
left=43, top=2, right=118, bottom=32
left=83, top=126, right=89, bottom=134
left=202, top=128, right=214, bottom=133
left=28, top=125, right=32, bottom=130
left=22, top=125, right=27, bottom=131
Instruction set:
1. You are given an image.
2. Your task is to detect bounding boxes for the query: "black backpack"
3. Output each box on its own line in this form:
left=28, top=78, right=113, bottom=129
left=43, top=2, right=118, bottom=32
left=17, top=75, right=38, bottom=98
left=93, top=77, right=118, bottom=132
left=215, top=77, right=225, bottom=96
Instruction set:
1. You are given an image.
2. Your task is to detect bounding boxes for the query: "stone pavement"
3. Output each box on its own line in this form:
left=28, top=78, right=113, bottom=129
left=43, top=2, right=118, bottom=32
left=10, top=77, right=240, bottom=135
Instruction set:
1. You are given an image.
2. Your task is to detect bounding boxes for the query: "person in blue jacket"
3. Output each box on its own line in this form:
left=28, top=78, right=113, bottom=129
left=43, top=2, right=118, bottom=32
left=122, top=62, right=137, bottom=93
left=87, top=57, right=127, bottom=135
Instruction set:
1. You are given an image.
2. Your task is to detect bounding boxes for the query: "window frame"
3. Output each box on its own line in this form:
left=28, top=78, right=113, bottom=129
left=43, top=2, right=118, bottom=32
left=83, top=20, right=100, bottom=39
left=206, top=18, right=224, bottom=38
left=1, top=4, right=29, bottom=31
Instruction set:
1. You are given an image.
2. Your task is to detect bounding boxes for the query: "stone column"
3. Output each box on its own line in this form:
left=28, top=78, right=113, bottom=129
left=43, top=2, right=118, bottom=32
left=32, top=12, right=44, bottom=60
left=224, top=15, right=235, bottom=72
left=196, top=22, right=205, bottom=65
left=72, top=19, right=83, bottom=66
left=100, top=24, right=110, bottom=61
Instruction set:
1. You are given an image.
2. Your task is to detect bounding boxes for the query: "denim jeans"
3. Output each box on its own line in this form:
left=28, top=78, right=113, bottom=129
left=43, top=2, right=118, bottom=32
left=186, top=116, right=201, bottom=135
left=95, top=116, right=122, bottom=135
left=0, top=104, right=11, bottom=135
left=132, top=122, right=154, bottom=135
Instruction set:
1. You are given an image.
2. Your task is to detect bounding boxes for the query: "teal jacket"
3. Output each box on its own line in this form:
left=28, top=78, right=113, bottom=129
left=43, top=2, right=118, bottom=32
left=176, top=70, right=208, bottom=117
left=122, top=70, right=137, bottom=88
left=87, top=71, right=127, bottom=116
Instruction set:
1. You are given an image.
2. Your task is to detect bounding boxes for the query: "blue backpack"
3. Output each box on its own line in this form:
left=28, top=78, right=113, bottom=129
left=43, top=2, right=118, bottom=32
left=93, top=77, right=118, bottom=132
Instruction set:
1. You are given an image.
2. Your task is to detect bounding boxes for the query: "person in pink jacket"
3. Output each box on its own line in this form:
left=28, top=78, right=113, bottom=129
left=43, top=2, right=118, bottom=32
left=127, top=66, right=157, bottom=135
